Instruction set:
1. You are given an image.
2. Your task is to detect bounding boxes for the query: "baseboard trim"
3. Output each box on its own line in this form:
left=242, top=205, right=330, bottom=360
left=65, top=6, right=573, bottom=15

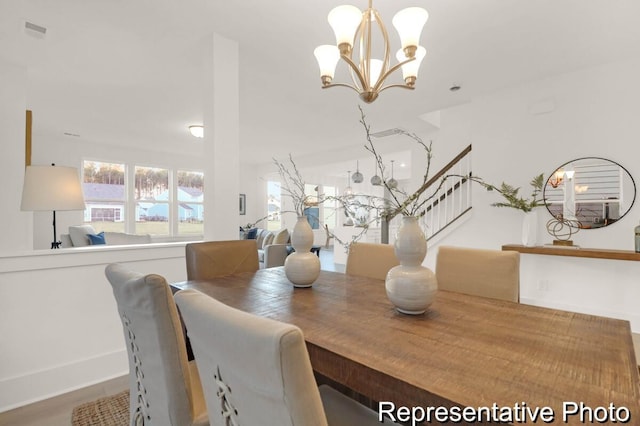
left=0, top=349, right=128, bottom=412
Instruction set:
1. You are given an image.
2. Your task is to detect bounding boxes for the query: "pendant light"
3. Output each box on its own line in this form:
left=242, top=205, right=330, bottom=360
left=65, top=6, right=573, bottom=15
left=370, top=158, right=382, bottom=186
left=387, top=160, right=398, bottom=189
left=344, top=171, right=354, bottom=196
left=352, top=160, right=363, bottom=183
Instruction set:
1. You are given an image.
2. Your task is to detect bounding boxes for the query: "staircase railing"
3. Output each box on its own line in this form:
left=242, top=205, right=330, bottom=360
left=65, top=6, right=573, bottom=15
left=422, top=144, right=473, bottom=241
left=382, top=144, right=474, bottom=243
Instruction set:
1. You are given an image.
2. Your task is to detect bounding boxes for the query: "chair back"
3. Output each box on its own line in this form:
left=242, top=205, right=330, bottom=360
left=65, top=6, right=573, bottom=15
left=185, top=240, right=259, bottom=280
left=105, top=263, right=206, bottom=426
left=175, top=289, right=328, bottom=426
left=435, top=245, right=520, bottom=302
left=345, top=242, right=399, bottom=281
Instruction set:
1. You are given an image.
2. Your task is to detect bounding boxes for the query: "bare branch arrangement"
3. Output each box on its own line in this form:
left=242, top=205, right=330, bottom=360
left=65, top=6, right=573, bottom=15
left=358, top=105, right=490, bottom=222
left=273, top=154, right=311, bottom=217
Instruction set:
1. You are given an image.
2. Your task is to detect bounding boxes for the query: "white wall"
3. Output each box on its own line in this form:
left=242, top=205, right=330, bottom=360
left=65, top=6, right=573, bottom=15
left=0, top=244, right=189, bottom=412
left=421, top=58, right=640, bottom=332
left=0, top=63, right=31, bottom=252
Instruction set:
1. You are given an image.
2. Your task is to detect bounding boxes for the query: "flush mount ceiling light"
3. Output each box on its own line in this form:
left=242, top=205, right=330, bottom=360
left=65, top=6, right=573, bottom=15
left=189, top=125, right=204, bottom=138
left=314, top=1, right=428, bottom=103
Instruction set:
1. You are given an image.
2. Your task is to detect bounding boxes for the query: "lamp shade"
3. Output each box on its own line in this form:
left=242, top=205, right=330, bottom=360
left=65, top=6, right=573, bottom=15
left=21, top=165, right=85, bottom=211
left=328, top=5, right=362, bottom=47
left=397, top=46, right=426, bottom=80
left=392, top=7, right=428, bottom=52
left=314, top=45, right=340, bottom=79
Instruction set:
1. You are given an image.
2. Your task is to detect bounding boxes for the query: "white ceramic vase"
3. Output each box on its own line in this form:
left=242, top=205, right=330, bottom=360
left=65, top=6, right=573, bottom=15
left=385, top=216, right=438, bottom=315
left=284, top=216, right=321, bottom=287
left=521, top=208, right=539, bottom=247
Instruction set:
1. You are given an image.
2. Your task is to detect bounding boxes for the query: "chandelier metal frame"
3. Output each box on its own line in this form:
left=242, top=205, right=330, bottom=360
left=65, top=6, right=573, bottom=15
left=314, top=0, right=428, bottom=103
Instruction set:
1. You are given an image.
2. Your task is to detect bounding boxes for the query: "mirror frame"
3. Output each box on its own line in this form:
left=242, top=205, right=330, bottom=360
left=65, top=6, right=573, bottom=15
left=543, top=156, right=636, bottom=229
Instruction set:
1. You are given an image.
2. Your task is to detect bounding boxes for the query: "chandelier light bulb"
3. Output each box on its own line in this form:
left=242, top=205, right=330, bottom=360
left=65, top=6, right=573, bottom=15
left=314, top=45, right=340, bottom=84
left=392, top=7, right=429, bottom=55
left=328, top=5, right=362, bottom=52
left=396, top=46, right=426, bottom=85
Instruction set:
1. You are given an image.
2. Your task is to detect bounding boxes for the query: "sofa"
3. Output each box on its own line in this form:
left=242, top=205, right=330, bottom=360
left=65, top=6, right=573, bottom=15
left=61, top=225, right=152, bottom=247
left=246, top=228, right=290, bottom=268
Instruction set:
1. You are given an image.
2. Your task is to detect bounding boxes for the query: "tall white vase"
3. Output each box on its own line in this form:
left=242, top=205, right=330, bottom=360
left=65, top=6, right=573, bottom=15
left=284, top=216, right=321, bottom=287
left=385, top=216, right=437, bottom=315
left=521, top=208, right=539, bottom=247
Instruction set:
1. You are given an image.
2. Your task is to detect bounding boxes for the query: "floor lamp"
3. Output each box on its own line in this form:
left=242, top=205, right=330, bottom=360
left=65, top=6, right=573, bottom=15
left=21, top=164, right=86, bottom=249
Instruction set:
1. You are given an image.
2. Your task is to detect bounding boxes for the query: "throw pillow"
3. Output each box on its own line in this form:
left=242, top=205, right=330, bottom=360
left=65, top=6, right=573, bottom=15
left=69, top=225, right=97, bottom=247
left=87, top=231, right=106, bottom=245
left=246, top=228, right=258, bottom=239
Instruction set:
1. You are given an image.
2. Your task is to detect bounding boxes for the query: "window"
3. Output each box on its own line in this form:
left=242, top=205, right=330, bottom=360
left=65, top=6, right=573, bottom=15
left=135, top=166, right=169, bottom=235
left=177, top=170, right=204, bottom=235
left=82, top=160, right=204, bottom=237
left=82, top=161, right=126, bottom=233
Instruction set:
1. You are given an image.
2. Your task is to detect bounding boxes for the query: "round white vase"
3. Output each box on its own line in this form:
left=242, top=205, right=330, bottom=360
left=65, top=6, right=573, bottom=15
left=385, top=216, right=437, bottom=315
left=285, top=216, right=320, bottom=288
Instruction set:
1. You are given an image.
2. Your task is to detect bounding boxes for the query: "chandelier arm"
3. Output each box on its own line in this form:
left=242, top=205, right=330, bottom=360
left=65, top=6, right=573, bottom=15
left=371, top=8, right=391, bottom=88
left=377, top=84, right=415, bottom=93
left=340, top=54, right=368, bottom=91
left=321, top=82, right=362, bottom=93
left=373, top=57, right=416, bottom=92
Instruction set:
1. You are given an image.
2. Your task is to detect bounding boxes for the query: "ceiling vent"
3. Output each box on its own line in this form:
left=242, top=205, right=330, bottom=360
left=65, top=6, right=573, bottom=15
left=25, top=21, right=47, bottom=36
left=371, top=128, right=406, bottom=138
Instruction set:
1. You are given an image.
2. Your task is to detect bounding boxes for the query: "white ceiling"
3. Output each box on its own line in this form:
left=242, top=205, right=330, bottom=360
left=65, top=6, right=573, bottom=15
left=3, top=0, right=640, bottom=171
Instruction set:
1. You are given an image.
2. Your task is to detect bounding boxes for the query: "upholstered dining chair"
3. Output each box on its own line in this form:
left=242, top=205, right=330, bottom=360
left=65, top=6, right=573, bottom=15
left=174, top=289, right=387, bottom=426
left=105, top=264, right=209, bottom=426
left=435, top=245, right=520, bottom=302
left=345, top=242, right=399, bottom=281
left=185, top=240, right=259, bottom=280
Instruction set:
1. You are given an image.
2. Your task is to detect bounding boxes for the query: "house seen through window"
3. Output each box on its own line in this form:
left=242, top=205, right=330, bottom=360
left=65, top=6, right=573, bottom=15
left=82, top=160, right=204, bottom=236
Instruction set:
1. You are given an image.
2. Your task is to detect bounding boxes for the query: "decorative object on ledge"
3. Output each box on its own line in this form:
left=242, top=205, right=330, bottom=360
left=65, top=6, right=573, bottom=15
left=489, top=174, right=545, bottom=247
left=543, top=157, right=636, bottom=229
left=21, top=164, right=86, bottom=249
left=546, top=217, right=581, bottom=246
left=385, top=216, right=437, bottom=315
left=313, top=1, right=428, bottom=103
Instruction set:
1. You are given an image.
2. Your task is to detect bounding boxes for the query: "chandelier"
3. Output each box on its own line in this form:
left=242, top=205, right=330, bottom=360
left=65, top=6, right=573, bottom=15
left=314, top=1, right=428, bottom=103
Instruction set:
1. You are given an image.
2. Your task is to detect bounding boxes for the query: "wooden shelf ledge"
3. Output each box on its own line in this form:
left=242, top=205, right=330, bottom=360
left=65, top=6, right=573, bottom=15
left=502, top=244, right=640, bottom=261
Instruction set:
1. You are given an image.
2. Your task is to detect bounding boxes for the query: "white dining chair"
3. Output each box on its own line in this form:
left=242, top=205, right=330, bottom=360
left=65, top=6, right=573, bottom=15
left=185, top=240, right=259, bottom=280
left=174, top=288, right=387, bottom=426
left=105, top=264, right=209, bottom=426
left=435, top=245, right=520, bottom=302
left=345, top=242, right=399, bottom=281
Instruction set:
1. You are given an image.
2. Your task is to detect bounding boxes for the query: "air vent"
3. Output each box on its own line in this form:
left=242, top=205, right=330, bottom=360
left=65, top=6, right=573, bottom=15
left=371, top=128, right=405, bottom=138
left=25, top=21, right=47, bottom=35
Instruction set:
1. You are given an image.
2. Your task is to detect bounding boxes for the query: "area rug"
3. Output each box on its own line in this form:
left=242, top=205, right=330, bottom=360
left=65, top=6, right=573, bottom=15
left=71, top=390, right=129, bottom=426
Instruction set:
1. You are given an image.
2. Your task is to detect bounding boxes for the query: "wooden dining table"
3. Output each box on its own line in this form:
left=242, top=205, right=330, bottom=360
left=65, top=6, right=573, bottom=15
left=171, top=267, right=640, bottom=425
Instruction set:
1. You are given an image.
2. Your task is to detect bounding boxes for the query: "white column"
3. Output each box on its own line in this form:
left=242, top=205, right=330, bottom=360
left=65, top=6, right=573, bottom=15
left=0, top=63, right=31, bottom=251
left=203, top=33, right=240, bottom=241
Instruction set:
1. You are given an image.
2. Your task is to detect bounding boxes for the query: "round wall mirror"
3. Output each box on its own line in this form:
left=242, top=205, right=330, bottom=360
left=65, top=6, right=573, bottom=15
left=543, top=157, right=636, bottom=228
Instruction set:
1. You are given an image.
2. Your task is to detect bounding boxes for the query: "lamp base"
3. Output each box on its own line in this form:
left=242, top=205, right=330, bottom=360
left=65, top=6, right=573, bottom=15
left=51, top=240, right=61, bottom=249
